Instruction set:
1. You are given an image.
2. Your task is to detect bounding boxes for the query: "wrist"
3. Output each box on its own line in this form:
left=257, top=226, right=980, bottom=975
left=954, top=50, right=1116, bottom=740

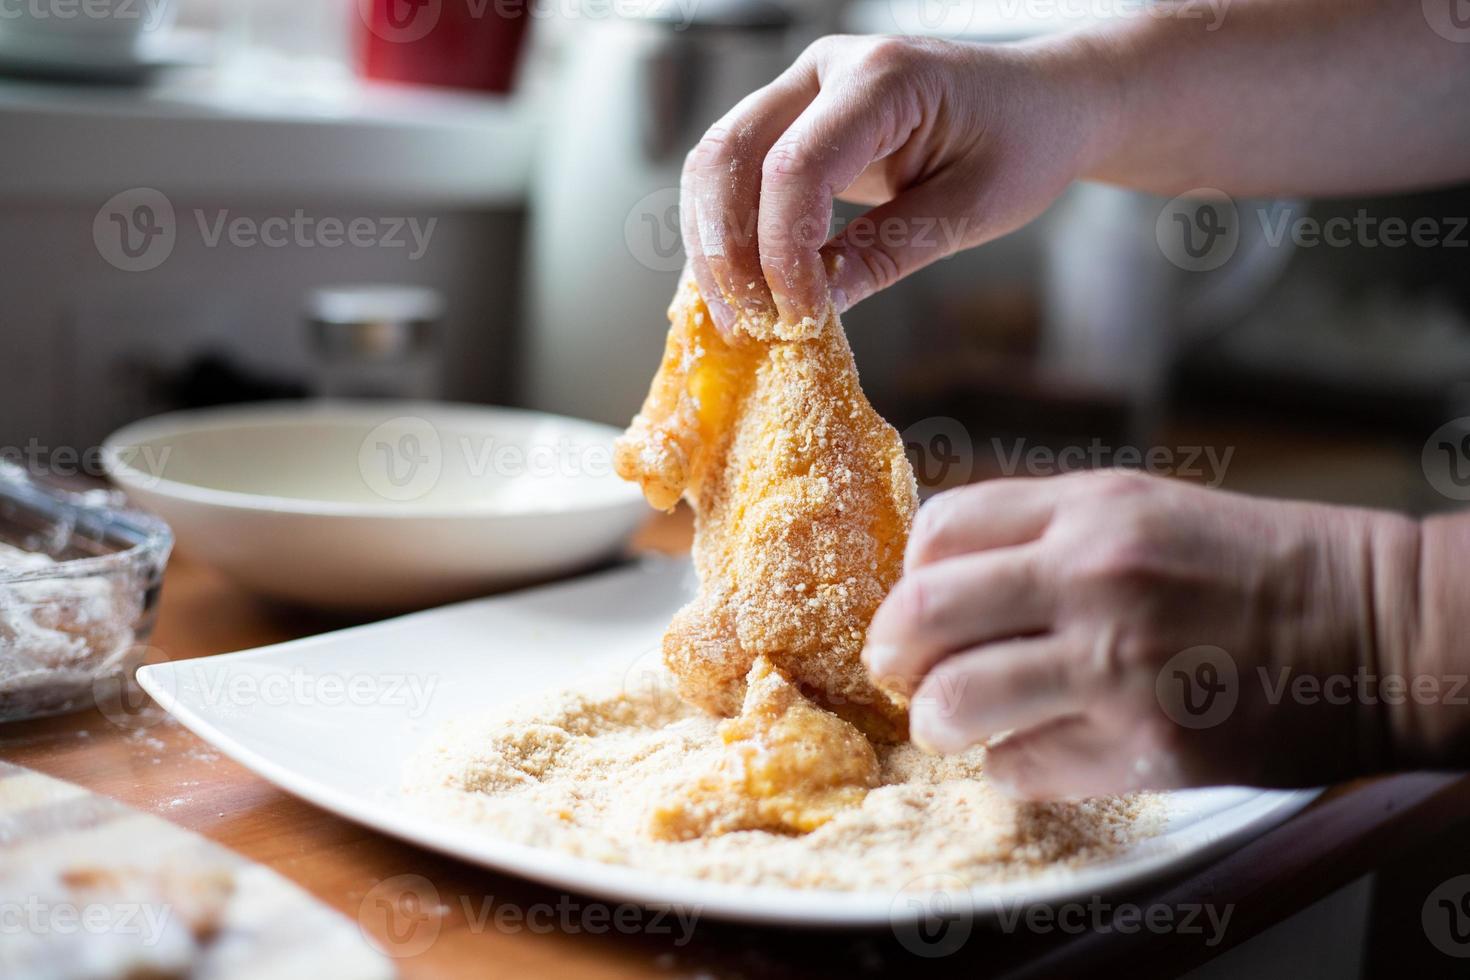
left=1361, top=512, right=1424, bottom=770
left=1018, top=28, right=1131, bottom=185
left=1388, top=512, right=1470, bottom=770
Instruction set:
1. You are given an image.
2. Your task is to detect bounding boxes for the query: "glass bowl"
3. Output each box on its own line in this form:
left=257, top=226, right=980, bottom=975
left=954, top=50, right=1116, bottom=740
left=0, top=463, right=172, bottom=722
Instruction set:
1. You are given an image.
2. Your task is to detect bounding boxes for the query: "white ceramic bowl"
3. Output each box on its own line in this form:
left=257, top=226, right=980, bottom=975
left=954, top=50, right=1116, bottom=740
left=103, top=401, right=650, bottom=611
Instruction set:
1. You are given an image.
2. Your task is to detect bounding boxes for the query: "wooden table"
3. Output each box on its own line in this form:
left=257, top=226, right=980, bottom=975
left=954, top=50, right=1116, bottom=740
left=4, top=511, right=1470, bottom=978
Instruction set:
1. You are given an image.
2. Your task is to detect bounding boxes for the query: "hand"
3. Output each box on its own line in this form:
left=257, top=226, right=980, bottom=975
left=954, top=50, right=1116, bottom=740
left=862, top=471, right=1424, bottom=799
left=680, top=34, right=1114, bottom=336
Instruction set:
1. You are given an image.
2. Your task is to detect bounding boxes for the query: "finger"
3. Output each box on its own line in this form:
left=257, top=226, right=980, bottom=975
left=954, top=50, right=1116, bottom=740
left=678, top=168, right=736, bottom=337
left=683, top=65, right=819, bottom=337
left=906, top=479, right=1059, bottom=571
left=864, top=546, right=1053, bottom=688
left=984, top=708, right=1194, bottom=799
left=905, top=636, right=1085, bottom=754
left=758, top=79, right=926, bottom=329
left=981, top=716, right=1132, bottom=801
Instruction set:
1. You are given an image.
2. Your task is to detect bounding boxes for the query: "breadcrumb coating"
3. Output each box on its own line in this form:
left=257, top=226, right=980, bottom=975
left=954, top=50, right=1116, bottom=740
left=648, top=656, right=880, bottom=839
left=614, top=281, right=917, bottom=743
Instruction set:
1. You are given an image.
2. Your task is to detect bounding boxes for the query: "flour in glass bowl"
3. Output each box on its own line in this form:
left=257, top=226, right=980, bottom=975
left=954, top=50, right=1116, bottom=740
left=405, top=669, right=1164, bottom=892
left=0, top=542, right=137, bottom=718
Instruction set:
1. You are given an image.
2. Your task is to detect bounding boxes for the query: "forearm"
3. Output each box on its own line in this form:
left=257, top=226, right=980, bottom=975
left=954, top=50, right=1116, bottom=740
left=1049, top=0, right=1470, bottom=197
left=1389, top=511, right=1470, bottom=769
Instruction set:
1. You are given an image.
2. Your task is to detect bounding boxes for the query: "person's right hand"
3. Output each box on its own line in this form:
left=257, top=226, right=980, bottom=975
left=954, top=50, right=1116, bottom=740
left=680, top=33, right=1115, bottom=337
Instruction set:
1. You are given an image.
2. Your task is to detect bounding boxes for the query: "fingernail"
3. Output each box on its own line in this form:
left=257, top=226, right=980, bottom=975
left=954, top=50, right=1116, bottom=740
left=909, top=704, right=961, bottom=755
left=705, top=292, right=737, bottom=333
left=695, top=199, right=726, bottom=258
left=910, top=728, right=943, bottom=755
left=861, top=643, right=898, bottom=674
left=830, top=287, right=848, bottom=314
left=877, top=672, right=915, bottom=699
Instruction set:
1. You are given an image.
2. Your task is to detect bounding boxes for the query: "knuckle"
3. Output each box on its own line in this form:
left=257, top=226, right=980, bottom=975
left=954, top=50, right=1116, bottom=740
left=1076, top=550, right=1158, bottom=603
left=1072, top=468, right=1151, bottom=499
left=684, top=126, right=738, bottom=176
left=1013, top=650, right=1074, bottom=703
left=921, top=658, right=970, bottom=715
left=1066, top=513, right=1161, bottom=592
left=1098, top=535, right=1153, bottom=581
left=681, top=146, right=701, bottom=175
left=856, top=36, right=918, bottom=76
left=799, top=33, right=847, bottom=66
left=1079, top=623, right=1138, bottom=686
left=886, top=573, right=931, bottom=634
left=907, top=496, right=956, bottom=563
left=958, top=478, right=1026, bottom=511
left=851, top=242, right=903, bottom=293
left=761, top=139, right=817, bottom=188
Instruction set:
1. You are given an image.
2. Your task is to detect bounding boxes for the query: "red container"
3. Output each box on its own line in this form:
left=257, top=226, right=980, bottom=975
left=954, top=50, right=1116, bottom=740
left=355, top=0, right=530, bottom=94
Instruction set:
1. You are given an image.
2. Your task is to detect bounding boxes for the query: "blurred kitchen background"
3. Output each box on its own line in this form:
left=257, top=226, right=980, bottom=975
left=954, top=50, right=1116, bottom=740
left=3, top=0, right=1469, bottom=515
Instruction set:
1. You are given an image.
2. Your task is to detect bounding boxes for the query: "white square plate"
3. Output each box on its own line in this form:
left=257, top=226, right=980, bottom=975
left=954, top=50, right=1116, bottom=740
left=139, top=558, right=1320, bottom=927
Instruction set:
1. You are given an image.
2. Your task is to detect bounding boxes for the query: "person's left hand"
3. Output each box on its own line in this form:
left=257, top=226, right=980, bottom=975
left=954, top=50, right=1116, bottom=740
left=862, top=470, right=1422, bottom=799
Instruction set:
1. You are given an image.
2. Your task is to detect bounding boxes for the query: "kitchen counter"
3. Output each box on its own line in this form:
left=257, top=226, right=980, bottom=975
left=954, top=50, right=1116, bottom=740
left=2, top=509, right=1468, bottom=977
left=0, top=69, right=536, bottom=206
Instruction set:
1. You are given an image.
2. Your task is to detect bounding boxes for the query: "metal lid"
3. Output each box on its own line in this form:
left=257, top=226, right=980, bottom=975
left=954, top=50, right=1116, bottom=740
left=620, top=0, right=793, bottom=30
left=305, top=284, right=445, bottom=326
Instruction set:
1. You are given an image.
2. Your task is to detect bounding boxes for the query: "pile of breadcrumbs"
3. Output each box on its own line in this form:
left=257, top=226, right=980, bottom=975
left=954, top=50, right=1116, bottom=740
left=405, top=670, right=1163, bottom=892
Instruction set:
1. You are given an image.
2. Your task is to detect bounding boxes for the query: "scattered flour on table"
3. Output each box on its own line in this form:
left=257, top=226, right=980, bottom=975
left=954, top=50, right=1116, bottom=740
left=405, top=670, right=1164, bottom=892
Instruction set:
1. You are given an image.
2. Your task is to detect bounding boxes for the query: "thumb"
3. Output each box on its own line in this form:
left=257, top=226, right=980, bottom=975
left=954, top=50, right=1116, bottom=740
left=820, top=171, right=1000, bottom=313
